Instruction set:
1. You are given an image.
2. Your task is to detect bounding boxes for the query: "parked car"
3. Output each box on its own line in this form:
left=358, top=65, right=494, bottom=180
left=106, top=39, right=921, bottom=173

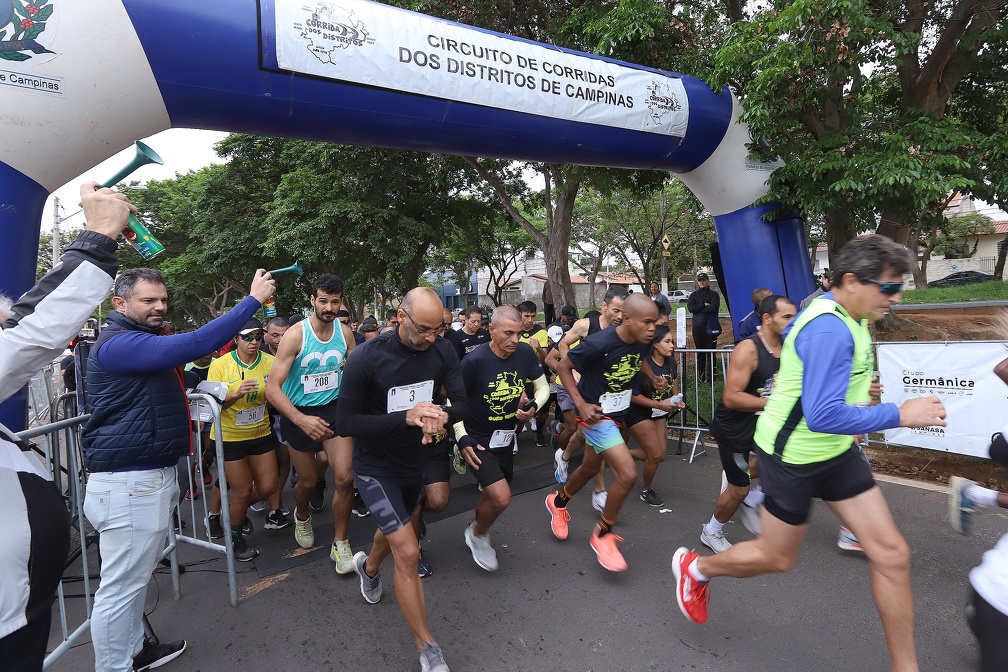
left=668, top=289, right=692, bottom=303
left=926, top=270, right=994, bottom=288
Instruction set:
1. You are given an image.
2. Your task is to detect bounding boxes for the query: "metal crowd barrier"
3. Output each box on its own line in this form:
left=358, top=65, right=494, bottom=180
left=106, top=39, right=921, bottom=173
left=665, top=347, right=734, bottom=463
left=17, top=392, right=238, bottom=669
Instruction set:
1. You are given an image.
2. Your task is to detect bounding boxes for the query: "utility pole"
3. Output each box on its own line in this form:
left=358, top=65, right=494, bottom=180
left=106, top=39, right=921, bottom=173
left=52, top=196, right=60, bottom=268
left=661, top=230, right=670, bottom=294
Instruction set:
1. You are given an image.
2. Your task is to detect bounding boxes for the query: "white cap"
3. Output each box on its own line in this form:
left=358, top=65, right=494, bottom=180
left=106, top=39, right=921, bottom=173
left=547, top=325, right=564, bottom=343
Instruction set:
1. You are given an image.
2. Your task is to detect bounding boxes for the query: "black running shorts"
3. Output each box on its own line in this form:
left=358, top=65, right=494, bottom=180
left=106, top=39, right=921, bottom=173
left=278, top=400, right=339, bottom=453
left=755, top=444, right=875, bottom=526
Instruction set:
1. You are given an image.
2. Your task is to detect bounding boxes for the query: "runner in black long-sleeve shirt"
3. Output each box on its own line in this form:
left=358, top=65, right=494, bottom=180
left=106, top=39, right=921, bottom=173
left=334, top=287, right=468, bottom=672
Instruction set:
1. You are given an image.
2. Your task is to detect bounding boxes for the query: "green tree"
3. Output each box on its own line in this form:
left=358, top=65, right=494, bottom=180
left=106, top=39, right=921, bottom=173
left=707, top=0, right=1006, bottom=264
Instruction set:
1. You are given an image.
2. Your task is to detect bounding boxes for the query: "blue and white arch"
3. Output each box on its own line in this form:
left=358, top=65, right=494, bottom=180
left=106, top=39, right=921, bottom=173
left=0, top=0, right=813, bottom=428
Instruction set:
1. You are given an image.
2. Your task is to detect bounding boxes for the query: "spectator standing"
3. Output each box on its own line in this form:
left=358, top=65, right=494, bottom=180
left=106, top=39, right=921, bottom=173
left=650, top=281, right=672, bottom=315
left=799, top=269, right=833, bottom=311
left=542, top=279, right=556, bottom=326
left=686, top=273, right=721, bottom=381
left=0, top=183, right=131, bottom=672
left=81, top=266, right=275, bottom=672
left=735, top=287, right=772, bottom=344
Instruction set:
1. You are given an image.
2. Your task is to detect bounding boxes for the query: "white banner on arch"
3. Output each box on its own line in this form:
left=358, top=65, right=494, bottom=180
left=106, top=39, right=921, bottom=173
left=878, top=342, right=1008, bottom=458
left=274, top=0, right=689, bottom=137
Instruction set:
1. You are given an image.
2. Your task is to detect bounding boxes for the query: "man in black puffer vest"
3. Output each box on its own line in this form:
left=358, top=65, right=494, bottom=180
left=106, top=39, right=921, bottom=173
left=82, top=267, right=274, bottom=672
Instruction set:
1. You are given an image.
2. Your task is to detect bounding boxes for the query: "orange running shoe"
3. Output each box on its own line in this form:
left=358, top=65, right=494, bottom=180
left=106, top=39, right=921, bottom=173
left=671, top=547, right=710, bottom=624
left=545, top=492, right=570, bottom=540
left=589, top=525, right=627, bottom=572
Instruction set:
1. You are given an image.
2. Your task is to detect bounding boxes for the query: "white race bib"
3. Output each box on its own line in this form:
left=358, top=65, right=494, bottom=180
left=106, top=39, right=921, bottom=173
left=599, top=390, right=631, bottom=414
left=302, top=371, right=339, bottom=395
left=235, top=404, right=266, bottom=427
left=489, top=429, right=516, bottom=449
left=651, top=406, right=668, bottom=418
left=387, top=380, right=435, bottom=413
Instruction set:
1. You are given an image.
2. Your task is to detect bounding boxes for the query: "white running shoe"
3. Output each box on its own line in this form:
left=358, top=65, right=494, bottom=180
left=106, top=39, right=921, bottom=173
left=591, top=489, right=608, bottom=513
left=554, top=448, right=569, bottom=484
left=737, top=503, right=761, bottom=536
left=700, top=525, right=732, bottom=553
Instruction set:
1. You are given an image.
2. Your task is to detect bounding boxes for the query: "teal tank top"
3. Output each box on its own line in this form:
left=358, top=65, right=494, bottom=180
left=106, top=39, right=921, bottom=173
left=280, top=319, right=347, bottom=407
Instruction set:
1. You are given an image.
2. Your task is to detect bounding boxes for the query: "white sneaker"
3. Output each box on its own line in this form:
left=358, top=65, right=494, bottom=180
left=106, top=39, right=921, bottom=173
left=554, top=448, right=569, bottom=484
left=330, top=539, right=353, bottom=574
left=293, top=509, right=314, bottom=549
left=591, top=489, right=608, bottom=513
left=737, top=503, right=761, bottom=536
left=249, top=500, right=267, bottom=514
left=700, top=525, right=732, bottom=553
left=464, top=522, right=499, bottom=572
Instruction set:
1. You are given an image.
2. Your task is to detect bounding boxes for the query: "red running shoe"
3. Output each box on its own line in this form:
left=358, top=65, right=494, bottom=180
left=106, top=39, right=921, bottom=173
left=545, top=492, right=570, bottom=540
left=590, top=525, right=627, bottom=572
left=671, top=547, right=710, bottom=624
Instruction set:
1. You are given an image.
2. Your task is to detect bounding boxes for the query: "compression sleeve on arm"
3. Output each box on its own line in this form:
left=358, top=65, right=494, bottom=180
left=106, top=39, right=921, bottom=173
left=796, top=316, right=901, bottom=434
left=530, top=374, right=550, bottom=410
left=97, top=296, right=262, bottom=375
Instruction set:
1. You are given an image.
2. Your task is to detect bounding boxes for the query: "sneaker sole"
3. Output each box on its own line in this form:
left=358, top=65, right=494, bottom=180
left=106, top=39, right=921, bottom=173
left=640, top=493, right=664, bottom=507
left=837, top=540, right=864, bottom=552
left=264, top=521, right=291, bottom=530
left=670, top=547, right=697, bottom=623
left=134, top=641, right=187, bottom=671
left=234, top=551, right=259, bottom=562
left=948, top=476, right=968, bottom=535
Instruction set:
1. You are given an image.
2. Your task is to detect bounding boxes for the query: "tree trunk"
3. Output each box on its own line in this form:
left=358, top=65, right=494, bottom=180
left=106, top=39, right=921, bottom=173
left=824, top=210, right=856, bottom=267
left=995, top=233, right=1008, bottom=281
left=876, top=209, right=912, bottom=245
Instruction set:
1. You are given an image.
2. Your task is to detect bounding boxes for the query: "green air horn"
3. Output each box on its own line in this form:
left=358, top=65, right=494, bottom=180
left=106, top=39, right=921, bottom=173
left=99, top=141, right=164, bottom=189
left=99, top=140, right=166, bottom=260
left=266, top=261, right=303, bottom=276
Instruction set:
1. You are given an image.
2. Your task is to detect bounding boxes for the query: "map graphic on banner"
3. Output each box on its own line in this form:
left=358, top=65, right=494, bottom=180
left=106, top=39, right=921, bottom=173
left=878, top=342, right=1008, bottom=458
left=273, top=0, right=690, bottom=138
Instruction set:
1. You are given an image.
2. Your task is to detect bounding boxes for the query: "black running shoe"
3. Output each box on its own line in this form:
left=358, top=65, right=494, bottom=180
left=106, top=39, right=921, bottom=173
left=205, top=514, right=224, bottom=540
left=241, top=518, right=253, bottom=535
left=417, top=547, right=432, bottom=578
left=232, top=536, right=259, bottom=563
left=264, top=509, right=291, bottom=530
left=310, top=478, right=326, bottom=512
left=352, top=491, right=371, bottom=518
left=132, top=637, right=186, bottom=671
left=640, top=488, right=664, bottom=507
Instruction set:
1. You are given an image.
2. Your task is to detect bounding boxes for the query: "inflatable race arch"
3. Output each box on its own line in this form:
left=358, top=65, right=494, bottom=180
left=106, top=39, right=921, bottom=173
left=0, top=0, right=815, bottom=428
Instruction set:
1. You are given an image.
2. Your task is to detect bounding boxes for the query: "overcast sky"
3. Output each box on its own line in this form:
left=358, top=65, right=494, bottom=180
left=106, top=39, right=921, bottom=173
left=42, top=128, right=227, bottom=235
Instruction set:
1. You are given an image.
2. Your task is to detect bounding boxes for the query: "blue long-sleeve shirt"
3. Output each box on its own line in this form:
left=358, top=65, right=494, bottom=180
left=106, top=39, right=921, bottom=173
left=96, top=296, right=262, bottom=375
left=791, top=309, right=900, bottom=435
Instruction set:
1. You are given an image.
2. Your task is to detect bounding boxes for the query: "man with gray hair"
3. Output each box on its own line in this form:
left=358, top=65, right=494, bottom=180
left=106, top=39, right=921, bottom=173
left=0, top=183, right=132, bottom=672
left=454, top=305, right=549, bottom=571
left=82, top=266, right=275, bottom=672
left=674, top=235, right=946, bottom=672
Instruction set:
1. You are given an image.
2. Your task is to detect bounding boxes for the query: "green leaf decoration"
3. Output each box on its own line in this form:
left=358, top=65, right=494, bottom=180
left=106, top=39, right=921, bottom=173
left=0, top=51, right=31, bottom=61
left=37, top=5, right=52, bottom=21
left=0, top=30, right=6, bottom=41
left=14, top=2, right=28, bottom=18
left=24, top=23, right=42, bottom=40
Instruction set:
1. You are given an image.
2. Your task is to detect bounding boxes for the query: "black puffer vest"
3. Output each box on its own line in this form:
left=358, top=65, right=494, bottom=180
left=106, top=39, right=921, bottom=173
left=81, top=312, right=190, bottom=472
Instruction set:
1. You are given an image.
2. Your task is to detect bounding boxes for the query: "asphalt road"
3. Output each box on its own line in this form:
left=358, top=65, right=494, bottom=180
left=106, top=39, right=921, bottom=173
left=50, top=435, right=1005, bottom=672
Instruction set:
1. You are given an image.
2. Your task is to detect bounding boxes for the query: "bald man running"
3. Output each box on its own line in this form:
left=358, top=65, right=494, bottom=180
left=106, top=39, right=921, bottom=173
left=546, top=294, right=659, bottom=572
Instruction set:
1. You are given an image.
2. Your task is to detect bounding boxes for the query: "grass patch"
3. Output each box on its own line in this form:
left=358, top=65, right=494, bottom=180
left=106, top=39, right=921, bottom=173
left=900, top=280, right=1008, bottom=304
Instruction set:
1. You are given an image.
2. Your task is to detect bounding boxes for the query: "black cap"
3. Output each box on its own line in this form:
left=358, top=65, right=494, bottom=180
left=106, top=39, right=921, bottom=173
left=335, top=309, right=351, bottom=318
left=697, top=273, right=709, bottom=280
left=239, top=317, right=263, bottom=334
left=561, top=305, right=577, bottom=319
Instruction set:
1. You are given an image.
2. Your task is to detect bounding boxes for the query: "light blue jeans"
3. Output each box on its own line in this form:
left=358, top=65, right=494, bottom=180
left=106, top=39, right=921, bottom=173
left=84, top=466, right=178, bottom=672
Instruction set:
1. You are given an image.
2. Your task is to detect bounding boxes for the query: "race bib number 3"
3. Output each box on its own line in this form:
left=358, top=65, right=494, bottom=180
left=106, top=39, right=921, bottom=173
left=387, top=380, right=435, bottom=414
left=235, top=404, right=266, bottom=427
left=303, top=371, right=339, bottom=395
left=599, top=390, right=631, bottom=414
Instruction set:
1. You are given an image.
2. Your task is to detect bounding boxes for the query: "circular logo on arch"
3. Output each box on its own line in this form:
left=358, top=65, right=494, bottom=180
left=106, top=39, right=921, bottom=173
left=0, top=0, right=58, bottom=64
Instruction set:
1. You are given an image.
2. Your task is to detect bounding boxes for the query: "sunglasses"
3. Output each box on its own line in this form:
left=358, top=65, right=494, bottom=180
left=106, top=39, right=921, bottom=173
left=239, top=333, right=264, bottom=341
left=863, top=279, right=903, bottom=296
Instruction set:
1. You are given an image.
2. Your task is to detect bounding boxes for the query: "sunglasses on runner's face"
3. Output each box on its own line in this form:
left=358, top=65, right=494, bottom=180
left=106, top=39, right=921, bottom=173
left=239, top=333, right=264, bottom=341
left=863, top=279, right=903, bottom=296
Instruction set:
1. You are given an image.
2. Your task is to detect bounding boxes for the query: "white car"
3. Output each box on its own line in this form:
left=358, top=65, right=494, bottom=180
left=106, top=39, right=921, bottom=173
left=668, top=290, right=691, bottom=303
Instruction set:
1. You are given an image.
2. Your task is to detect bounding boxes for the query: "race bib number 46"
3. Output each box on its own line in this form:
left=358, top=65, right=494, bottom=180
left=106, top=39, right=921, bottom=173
left=387, top=380, right=434, bottom=414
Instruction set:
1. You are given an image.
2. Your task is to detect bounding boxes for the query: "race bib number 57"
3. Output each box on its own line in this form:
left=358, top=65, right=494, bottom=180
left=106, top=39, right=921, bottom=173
left=387, top=380, right=434, bottom=414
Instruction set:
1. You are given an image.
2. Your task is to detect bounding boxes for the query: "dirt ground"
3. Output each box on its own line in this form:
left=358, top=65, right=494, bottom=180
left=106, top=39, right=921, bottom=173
left=710, top=304, right=1008, bottom=490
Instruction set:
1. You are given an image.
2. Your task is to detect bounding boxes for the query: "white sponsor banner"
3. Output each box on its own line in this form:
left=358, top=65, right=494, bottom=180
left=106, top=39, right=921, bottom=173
left=274, top=0, right=689, bottom=137
left=878, top=342, right=1008, bottom=458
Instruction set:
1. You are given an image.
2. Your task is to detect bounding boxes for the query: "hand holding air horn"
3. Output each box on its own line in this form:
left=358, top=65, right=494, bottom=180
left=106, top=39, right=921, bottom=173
left=99, top=140, right=165, bottom=259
